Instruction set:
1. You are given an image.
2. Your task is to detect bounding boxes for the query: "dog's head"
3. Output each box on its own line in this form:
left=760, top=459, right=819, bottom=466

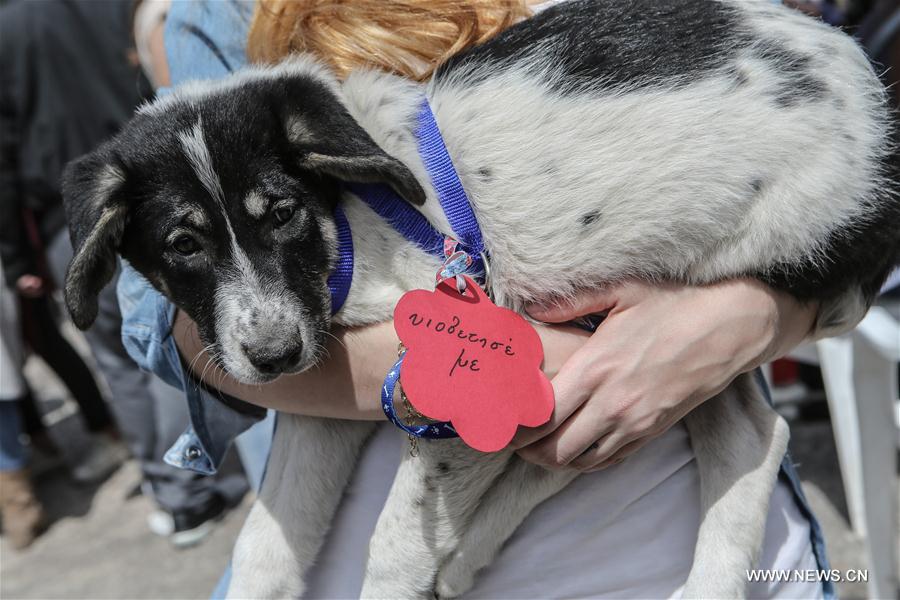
left=62, top=58, right=425, bottom=383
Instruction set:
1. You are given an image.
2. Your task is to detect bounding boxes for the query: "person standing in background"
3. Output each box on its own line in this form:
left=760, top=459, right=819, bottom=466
left=3, top=232, right=126, bottom=485
left=0, top=0, right=246, bottom=547
left=0, top=258, right=45, bottom=550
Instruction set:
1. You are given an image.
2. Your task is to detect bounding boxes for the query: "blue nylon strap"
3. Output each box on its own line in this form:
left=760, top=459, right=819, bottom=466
left=327, top=205, right=354, bottom=315
left=382, top=352, right=460, bottom=440
left=345, top=183, right=445, bottom=257
left=329, top=97, right=486, bottom=317
left=416, top=99, right=485, bottom=276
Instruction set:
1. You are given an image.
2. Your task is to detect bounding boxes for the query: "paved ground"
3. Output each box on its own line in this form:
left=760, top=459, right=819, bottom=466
left=1, top=351, right=252, bottom=600
left=1, top=352, right=897, bottom=599
left=1, top=461, right=251, bottom=600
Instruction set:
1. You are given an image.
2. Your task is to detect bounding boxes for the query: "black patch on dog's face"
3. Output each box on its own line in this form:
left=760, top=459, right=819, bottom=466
left=119, top=100, right=340, bottom=377
left=62, top=68, right=425, bottom=382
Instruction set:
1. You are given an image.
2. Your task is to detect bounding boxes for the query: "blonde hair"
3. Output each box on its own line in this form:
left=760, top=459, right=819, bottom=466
left=247, top=0, right=532, bottom=82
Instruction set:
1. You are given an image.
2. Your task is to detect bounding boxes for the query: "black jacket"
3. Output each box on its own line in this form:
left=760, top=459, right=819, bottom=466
left=0, top=0, right=147, bottom=285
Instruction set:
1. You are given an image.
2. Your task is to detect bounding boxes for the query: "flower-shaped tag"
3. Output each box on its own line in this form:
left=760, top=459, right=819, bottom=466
left=394, top=276, right=554, bottom=452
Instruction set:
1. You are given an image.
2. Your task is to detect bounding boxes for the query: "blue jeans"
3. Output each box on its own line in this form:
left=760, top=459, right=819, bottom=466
left=0, top=401, right=28, bottom=471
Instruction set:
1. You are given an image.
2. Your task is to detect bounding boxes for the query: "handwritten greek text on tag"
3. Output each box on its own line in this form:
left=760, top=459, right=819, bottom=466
left=394, top=277, right=553, bottom=452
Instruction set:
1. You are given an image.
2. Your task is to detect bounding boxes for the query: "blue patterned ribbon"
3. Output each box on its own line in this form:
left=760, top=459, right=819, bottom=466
left=381, top=352, right=459, bottom=439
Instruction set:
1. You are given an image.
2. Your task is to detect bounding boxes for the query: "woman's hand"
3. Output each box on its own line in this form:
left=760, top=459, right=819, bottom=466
left=511, top=279, right=817, bottom=472
left=16, top=274, right=45, bottom=298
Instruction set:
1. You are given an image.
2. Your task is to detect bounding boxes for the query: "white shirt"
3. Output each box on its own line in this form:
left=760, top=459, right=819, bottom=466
left=304, top=422, right=821, bottom=599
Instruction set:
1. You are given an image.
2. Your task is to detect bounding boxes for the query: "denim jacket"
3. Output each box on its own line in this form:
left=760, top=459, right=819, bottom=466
left=118, top=0, right=257, bottom=475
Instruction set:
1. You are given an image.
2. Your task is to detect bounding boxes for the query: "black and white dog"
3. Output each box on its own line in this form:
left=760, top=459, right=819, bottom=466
left=63, top=0, right=897, bottom=597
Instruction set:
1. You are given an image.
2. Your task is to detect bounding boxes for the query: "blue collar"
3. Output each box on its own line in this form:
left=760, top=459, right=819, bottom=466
left=327, top=98, right=485, bottom=314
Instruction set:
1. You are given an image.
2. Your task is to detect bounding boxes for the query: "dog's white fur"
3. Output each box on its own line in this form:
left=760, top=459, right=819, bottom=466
left=133, top=1, right=889, bottom=598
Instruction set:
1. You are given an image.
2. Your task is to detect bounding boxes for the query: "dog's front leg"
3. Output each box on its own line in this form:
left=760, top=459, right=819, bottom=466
left=435, top=457, right=577, bottom=598
left=228, top=416, right=375, bottom=599
left=360, top=440, right=512, bottom=599
left=680, top=373, right=789, bottom=599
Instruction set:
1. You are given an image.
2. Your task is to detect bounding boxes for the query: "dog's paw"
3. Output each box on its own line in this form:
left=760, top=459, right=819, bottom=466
left=435, top=553, right=477, bottom=599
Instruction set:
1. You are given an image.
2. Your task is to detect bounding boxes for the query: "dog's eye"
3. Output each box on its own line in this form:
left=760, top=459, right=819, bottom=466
left=172, top=234, right=200, bottom=256
left=273, top=206, right=295, bottom=227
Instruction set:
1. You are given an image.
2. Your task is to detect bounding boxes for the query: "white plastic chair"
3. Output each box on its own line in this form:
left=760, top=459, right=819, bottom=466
left=791, top=304, right=899, bottom=599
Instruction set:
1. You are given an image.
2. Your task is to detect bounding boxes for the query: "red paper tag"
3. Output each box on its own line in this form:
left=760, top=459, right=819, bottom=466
left=394, top=276, right=554, bottom=452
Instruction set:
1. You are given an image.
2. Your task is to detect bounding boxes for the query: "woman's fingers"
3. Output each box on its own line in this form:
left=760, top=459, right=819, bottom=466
left=565, top=429, right=633, bottom=471
left=525, top=286, right=620, bottom=323
left=574, top=435, right=652, bottom=472
left=510, top=337, right=604, bottom=449
left=517, top=419, right=619, bottom=469
left=515, top=364, right=635, bottom=468
left=513, top=283, right=640, bottom=450
left=518, top=397, right=650, bottom=470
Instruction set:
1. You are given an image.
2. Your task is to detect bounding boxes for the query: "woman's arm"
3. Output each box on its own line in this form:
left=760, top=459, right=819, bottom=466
left=174, top=309, right=396, bottom=419
left=173, top=307, right=592, bottom=420
left=178, top=277, right=821, bottom=471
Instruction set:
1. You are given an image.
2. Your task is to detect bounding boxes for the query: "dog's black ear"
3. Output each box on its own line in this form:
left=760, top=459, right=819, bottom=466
left=61, top=150, right=130, bottom=330
left=274, top=77, right=426, bottom=206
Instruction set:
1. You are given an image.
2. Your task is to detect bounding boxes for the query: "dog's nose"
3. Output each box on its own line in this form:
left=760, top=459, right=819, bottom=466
left=242, top=343, right=302, bottom=375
